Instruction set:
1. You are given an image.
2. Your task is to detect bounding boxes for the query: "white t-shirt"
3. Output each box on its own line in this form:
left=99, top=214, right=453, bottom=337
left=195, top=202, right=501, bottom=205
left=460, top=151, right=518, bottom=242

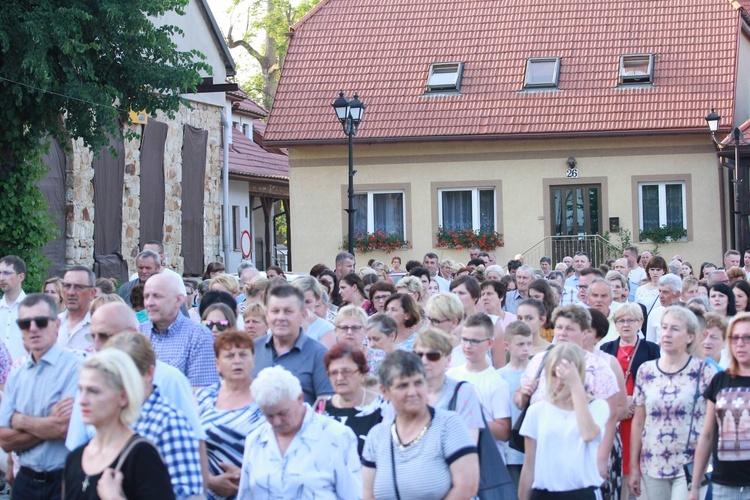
left=446, top=364, right=511, bottom=454
left=629, top=267, right=647, bottom=285
left=646, top=305, right=664, bottom=344
left=520, top=398, right=609, bottom=492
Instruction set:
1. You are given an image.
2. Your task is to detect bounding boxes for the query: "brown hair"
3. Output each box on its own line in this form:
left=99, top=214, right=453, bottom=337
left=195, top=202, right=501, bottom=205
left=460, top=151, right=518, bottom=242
left=213, top=330, right=255, bottom=357
left=323, top=342, right=368, bottom=374
left=726, top=312, right=750, bottom=378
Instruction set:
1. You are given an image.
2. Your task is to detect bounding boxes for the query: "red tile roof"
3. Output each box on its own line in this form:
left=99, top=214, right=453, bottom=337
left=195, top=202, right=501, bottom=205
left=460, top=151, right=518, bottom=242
left=265, top=0, right=745, bottom=145
left=226, top=124, right=289, bottom=180
left=227, top=88, right=269, bottom=118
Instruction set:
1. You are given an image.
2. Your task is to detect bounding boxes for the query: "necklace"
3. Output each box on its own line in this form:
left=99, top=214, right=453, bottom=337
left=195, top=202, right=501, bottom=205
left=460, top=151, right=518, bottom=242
left=391, top=416, right=431, bottom=451
left=82, top=476, right=90, bottom=492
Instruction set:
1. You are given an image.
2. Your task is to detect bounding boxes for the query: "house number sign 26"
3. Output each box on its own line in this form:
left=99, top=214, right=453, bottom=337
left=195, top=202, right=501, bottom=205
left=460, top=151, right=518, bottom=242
left=566, top=168, right=579, bottom=178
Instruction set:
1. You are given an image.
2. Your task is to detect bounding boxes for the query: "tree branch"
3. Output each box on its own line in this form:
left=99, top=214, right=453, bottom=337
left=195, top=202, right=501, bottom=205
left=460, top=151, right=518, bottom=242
left=226, top=37, right=263, bottom=63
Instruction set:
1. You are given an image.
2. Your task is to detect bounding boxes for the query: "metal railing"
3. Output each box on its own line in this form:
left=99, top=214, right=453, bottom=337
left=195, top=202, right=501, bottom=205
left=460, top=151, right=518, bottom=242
left=273, top=245, right=288, bottom=271
left=520, top=235, right=621, bottom=267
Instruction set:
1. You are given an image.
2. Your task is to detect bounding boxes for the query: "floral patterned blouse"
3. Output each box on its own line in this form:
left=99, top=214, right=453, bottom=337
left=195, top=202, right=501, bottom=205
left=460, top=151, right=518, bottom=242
left=633, top=356, right=717, bottom=479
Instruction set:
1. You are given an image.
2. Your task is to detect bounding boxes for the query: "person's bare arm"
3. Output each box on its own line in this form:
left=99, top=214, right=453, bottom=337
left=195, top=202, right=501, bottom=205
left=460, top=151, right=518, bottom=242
left=0, top=427, right=42, bottom=452
left=491, top=322, right=506, bottom=368
left=362, top=466, right=376, bottom=500
left=11, top=409, right=71, bottom=441
left=443, top=453, right=479, bottom=500
left=627, top=406, right=646, bottom=497
left=597, top=394, right=618, bottom=478
left=486, top=417, right=511, bottom=442
left=518, top=438, right=536, bottom=500
left=688, top=401, right=716, bottom=500
left=609, top=357, right=629, bottom=420
left=513, top=379, right=538, bottom=410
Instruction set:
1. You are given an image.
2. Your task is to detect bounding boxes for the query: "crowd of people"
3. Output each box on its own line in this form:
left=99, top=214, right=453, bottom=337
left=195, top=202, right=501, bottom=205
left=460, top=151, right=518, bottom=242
left=0, top=241, right=748, bottom=499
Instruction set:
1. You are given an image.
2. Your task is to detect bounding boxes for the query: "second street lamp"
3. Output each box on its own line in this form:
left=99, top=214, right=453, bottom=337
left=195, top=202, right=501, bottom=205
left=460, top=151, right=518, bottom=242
left=706, top=107, right=750, bottom=253
left=332, top=91, right=366, bottom=255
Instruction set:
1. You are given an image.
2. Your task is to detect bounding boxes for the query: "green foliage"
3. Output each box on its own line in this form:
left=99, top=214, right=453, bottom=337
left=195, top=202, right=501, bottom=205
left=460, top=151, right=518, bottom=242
left=0, top=0, right=212, bottom=283
left=639, top=225, right=687, bottom=244
left=602, top=227, right=632, bottom=255
left=342, top=232, right=410, bottom=254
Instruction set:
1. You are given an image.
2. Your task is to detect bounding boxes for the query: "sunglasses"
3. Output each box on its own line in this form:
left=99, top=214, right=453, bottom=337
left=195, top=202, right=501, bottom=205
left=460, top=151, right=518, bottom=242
left=202, top=320, right=230, bottom=332
left=413, top=350, right=442, bottom=362
left=16, top=316, right=55, bottom=330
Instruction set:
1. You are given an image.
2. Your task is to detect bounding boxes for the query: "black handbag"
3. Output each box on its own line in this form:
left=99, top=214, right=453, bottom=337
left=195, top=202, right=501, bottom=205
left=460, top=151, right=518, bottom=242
left=450, top=381, right=518, bottom=500
left=683, top=361, right=710, bottom=489
left=509, top=352, right=548, bottom=453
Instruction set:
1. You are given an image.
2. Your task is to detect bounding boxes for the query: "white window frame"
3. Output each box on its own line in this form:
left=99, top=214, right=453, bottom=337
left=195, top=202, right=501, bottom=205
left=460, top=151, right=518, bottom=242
left=638, top=181, right=686, bottom=232
left=619, top=54, right=654, bottom=84
left=437, top=187, right=497, bottom=231
left=426, top=62, right=464, bottom=92
left=524, top=57, right=561, bottom=88
left=354, top=190, right=407, bottom=237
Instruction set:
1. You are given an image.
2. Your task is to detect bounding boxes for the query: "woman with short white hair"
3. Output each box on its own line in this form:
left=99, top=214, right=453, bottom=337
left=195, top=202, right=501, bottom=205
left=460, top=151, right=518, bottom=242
left=238, top=366, right=361, bottom=498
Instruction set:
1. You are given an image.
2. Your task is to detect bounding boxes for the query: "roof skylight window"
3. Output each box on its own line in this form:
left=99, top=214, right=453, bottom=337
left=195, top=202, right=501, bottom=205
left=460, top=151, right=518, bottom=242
left=524, top=58, right=561, bottom=88
left=619, top=54, right=654, bottom=84
left=425, top=62, right=464, bottom=93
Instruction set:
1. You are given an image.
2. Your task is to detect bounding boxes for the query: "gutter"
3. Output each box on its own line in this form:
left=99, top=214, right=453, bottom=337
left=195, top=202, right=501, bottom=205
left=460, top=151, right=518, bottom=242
left=220, top=108, right=231, bottom=266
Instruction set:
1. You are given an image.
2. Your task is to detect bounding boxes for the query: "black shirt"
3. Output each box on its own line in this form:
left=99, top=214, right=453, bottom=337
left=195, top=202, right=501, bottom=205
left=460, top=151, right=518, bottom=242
left=322, top=398, right=382, bottom=457
left=704, top=371, right=750, bottom=487
left=64, top=434, right=175, bottom=500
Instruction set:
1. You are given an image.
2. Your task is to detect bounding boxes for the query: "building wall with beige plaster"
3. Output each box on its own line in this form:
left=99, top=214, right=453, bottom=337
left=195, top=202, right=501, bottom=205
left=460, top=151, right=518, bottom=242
left=64, top=100, right=222, bottom=276
left=288, top=134, right=723, bottom=272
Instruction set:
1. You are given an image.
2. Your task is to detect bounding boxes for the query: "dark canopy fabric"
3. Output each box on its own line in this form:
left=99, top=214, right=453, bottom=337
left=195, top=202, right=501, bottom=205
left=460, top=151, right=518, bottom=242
left=39, top=137, right=67, bottom=278
left=139, top=120, right=168, bottom=246
left=92, top=132, right=128, bottom=282
left=181, top=124, right=208, bottom=276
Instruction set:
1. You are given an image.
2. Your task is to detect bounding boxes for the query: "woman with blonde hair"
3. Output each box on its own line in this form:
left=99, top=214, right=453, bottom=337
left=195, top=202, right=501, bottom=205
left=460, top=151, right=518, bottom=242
left=689, top=312, right=750, bottom=499
left=395, top=275, right=426, bottom=307
left=242, top=302, right=267, bottom=340
left=88, top=294, right=125, bottom=314
left=519, top=343, right=609, bottom=499
left=43, top=276, right=66, bottom=313
left=209, top=273, right=241, bottom=298
left=63, top=349, right=173, bottom=499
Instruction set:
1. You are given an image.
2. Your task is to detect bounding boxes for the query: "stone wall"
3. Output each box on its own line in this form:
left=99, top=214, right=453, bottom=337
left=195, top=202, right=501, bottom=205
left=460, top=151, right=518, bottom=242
left=64, top=100, right=222, bottom=277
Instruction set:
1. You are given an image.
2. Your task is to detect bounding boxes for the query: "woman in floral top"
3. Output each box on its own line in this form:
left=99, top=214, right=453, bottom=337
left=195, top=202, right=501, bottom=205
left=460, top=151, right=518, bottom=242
left=629, top=306, right=717, bottom=499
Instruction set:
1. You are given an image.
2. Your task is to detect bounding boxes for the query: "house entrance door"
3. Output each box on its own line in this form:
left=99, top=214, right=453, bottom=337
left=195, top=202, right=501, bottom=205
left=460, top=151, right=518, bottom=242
left=550, top=184, right=602, bottom=263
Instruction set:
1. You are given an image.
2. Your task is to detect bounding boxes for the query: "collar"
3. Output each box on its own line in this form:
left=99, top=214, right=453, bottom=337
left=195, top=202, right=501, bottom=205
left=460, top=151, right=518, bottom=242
left=150, top=312, right=184, bottom=336
left=59, top=310, right=92, bottom=326
left=141, top=385, right=162, bottom=413
left=0, top=289, right=26, bottom=309
left=26, top=342, right=64, bottom=368
left=263, top=328, right=306, bottom=352
left=257, top=403, right=315, bottom=445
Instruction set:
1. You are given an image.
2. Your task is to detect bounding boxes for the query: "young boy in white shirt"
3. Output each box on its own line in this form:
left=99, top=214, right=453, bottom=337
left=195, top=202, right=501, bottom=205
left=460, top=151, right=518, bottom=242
left=497, top=320, right=533, bottom=487
left=446, top=313, right=511, bottom=454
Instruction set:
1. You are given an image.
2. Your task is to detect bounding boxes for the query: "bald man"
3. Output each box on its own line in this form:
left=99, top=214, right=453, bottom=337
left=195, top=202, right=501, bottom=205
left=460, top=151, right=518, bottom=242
left=66, top=302, right=207, bottom=450
left=139, top=274, right=218, bottom=387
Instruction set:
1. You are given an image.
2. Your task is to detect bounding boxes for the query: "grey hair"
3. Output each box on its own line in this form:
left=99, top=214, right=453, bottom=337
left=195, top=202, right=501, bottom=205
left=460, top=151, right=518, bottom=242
left=517, top=265, right=535, bottom=277
left=485, top=264, right=505, bottom=277
left=251, top=366, right=302, bottom=407
left=136, top=249, right=161, bottom=267
left=658, top=273, right=683, bottom=293
left=662, top=305, right=699, bottom=350
left=66, top=265, right=97, bottom=287
left=686, top=295, right=711, bottom=311
left=237, top=261, right=256, bottom=275
left=292, top=275, right=325, bottom=301
left=378, top=350, right=426, bottom=389
left=335, top=252, right=355, bottom=265
left=588, top=278, right=612, bottom=299
left=605, top=271, right=627, bottom=289
left=366, top=312, right=397, bottom=337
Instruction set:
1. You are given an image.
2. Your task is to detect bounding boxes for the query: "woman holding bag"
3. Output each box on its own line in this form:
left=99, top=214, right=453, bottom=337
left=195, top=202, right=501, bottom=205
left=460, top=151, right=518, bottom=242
left=628, top=306, right=716, bottom=500
left=64, top=349, right=174, bottom=500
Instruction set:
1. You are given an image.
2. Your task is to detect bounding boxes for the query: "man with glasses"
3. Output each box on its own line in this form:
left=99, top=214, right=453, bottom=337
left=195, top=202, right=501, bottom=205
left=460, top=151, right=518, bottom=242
left=0, top=255, right=28, bottom=361
left=0, top=293, right=80, bottom=499
left=57, top=265, right=97, bottom=352
left=253, top=284, right=333, bottom=404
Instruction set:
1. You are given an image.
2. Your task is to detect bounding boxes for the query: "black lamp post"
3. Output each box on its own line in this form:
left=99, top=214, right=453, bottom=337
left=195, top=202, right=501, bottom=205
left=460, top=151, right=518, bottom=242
left=706, top=108, right=750, bottom=253
left=332, top=91, right=366, bottom=255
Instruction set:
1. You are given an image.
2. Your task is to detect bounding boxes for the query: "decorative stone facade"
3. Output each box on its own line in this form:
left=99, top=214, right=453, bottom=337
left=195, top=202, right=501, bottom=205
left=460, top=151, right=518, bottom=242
left=64, top=100, right=223, bottom=277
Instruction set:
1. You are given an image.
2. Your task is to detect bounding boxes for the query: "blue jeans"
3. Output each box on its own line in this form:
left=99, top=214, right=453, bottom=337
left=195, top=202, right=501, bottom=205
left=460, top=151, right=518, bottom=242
left=711, top=484, right=750, bottom=500
left=11, top=467, right=62, bottom=500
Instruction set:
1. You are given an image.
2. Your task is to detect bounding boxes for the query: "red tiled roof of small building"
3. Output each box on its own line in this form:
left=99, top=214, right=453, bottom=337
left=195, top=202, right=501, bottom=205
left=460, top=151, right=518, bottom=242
left=227, top=88, right=269, bottom=118
left=265, top=0, right=744, bottom=145
left=226, top=125, right=289, bottom=180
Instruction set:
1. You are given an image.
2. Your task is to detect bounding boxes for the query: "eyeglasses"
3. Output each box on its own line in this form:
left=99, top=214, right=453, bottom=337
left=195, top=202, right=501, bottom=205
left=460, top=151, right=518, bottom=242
left=62, top=283, right=93, bottom=291
left=16, top=316, right=55, bottom=330
left=428, top=317, right=450, bottom=326
left=202, top=320, right=230, bottom=332
left=729, top=335, right=750, bottom=345
left=336, top=325, right=363, bottom=333
left=459, top=336, right=491, bottom=346
left=413, top=350, right=442, bottom=362
left=615, top=318, right=640, bottom=325
left=373, top=294, right=391, bottom=302
left=327, top=368, right=358, bottom=378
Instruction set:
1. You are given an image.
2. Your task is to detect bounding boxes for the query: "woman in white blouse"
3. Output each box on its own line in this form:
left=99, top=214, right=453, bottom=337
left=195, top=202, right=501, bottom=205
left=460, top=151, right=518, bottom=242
left=238, top=366, right=361, bottom=498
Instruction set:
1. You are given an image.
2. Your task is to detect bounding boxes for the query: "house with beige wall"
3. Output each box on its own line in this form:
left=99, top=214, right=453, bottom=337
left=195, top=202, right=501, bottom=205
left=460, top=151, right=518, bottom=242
left=264, top=0, right=750, bottom=272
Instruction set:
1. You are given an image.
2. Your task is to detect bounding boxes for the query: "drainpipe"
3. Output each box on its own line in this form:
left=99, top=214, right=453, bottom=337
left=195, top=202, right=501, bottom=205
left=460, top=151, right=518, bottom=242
left=220, top=109, right=231, bottom=265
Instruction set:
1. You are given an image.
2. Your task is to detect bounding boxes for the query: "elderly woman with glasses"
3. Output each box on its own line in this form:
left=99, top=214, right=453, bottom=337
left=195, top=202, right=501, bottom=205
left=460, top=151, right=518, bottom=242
left=363, top=350, right=479, bottom=500
left=315, top=343, right=382, bottom=457
left=238, top=366, right=361, bottom=498
left=365, top=313, right=398, bottom=376
left=600, top=303, right=660, bottom=498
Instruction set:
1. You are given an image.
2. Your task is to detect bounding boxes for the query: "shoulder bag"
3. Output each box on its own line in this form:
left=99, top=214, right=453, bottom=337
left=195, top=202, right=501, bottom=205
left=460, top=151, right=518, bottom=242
left=682, top=361, right=710, bottom=489
left=509, top=351, right=549, bottom=453
left=450, top=381, right=517, bottom=500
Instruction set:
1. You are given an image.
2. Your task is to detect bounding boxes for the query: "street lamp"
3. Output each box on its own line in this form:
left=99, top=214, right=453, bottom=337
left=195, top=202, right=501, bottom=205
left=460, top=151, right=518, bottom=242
left=706, top=107, right=750, bottom=253
left=332, top=91, right=366, bottom=255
